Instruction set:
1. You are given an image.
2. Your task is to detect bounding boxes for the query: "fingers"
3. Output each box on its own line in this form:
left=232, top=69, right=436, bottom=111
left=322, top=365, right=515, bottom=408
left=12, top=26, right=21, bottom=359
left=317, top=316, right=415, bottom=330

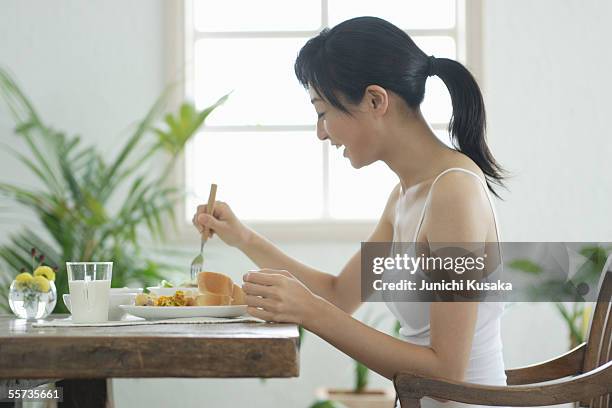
left=197, top=201, right=227, bottom=217
left=193, top=201, right=233, bottom=238
left=276, top=270, right=293, bottom=278
left=242, top=269, right=298, bottom=324
left=197, top=213, right=222, bottom=231
left=243, top=270, right=289, bottom=286
left=245, top=295, right=277, bottom=310
left=242, top=282, right=279, bottom=299
left=197, top=200, right=225, bottom=212
left=246, top=306, right=275, bottom=322
left=244, top=285, right=281, bottom=322
left=210, top=202, right=227, bottom=219
left=193, top=215, right=216, bottom=238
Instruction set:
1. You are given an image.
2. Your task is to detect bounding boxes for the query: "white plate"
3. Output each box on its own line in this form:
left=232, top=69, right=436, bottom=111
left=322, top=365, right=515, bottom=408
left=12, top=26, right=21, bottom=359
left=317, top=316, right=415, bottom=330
left=119, top=304, right=248, bottom=319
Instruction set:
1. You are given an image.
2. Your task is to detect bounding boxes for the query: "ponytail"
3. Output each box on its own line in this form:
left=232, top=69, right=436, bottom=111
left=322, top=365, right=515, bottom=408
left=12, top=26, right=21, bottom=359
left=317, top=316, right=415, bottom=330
left=432, top=57, right=505, bottom=197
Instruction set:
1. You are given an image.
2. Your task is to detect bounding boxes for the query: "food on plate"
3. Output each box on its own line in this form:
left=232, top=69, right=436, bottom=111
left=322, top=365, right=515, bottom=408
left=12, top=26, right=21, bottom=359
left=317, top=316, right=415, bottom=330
left=197, top=271, right=233, bottom=297
left=136, top=272, right=243, bottom=307
left=157, top=279, right=197, bottom=289
left=135, top=290, right=197, bottom=306
left=154, top=290, right=196, bottom=306
left=231, top=283, right=246, bottom=305
left=135, top=293, right=155, bottom=306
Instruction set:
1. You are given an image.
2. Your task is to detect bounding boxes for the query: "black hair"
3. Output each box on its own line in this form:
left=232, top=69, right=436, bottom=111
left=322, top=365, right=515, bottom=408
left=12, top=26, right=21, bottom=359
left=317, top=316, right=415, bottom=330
left=294, top=16, right=505, bottom=197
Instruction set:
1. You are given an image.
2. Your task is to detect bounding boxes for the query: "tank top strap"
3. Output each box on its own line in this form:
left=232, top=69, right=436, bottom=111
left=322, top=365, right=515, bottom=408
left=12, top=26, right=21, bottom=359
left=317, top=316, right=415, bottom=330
left=412, top=167, right=502, bottom=244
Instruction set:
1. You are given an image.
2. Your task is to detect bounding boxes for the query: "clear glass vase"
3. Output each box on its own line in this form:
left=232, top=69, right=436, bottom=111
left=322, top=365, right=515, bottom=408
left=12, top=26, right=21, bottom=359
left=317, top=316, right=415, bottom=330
left=9, top=280, right=57, bottom=319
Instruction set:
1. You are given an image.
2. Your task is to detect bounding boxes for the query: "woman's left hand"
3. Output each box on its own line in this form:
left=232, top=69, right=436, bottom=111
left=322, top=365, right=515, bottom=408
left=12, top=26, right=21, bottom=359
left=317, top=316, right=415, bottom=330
left=242, top=269, right=319, bottom=325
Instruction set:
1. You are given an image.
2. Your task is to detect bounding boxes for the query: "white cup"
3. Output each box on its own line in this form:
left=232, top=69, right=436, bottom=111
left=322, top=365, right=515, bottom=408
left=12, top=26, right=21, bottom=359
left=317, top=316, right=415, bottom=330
left=66, top=262, right=113, bottom=323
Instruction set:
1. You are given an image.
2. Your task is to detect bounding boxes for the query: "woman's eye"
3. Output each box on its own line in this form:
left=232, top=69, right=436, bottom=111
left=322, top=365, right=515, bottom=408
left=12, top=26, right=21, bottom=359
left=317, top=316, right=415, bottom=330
left=317, top=112, right=325, bottom=119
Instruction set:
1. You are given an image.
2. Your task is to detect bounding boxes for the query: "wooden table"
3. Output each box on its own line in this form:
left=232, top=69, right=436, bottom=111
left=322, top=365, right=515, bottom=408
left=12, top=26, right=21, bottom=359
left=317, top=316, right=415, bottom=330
left=0, top=314, right=300, bottom=407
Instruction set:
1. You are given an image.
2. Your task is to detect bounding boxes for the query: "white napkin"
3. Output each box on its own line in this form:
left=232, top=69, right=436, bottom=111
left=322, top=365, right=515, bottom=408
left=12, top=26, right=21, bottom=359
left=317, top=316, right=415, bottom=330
left=32, top=315, right=263, bottom=327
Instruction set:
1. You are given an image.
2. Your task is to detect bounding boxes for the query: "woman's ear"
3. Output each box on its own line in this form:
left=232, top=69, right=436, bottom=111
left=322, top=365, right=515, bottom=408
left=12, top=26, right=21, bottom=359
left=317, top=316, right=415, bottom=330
left=364, top=85, right=389, bottom=117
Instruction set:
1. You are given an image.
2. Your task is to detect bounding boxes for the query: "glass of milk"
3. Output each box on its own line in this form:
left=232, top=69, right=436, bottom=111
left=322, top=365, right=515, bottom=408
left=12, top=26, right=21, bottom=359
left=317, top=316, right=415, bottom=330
left=66, top=262, right=113, bottom=323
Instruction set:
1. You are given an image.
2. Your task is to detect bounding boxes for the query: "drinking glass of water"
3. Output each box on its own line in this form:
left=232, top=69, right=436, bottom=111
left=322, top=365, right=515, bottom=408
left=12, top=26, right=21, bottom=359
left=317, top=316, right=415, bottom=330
left=66, top=262, right=113, bottom=323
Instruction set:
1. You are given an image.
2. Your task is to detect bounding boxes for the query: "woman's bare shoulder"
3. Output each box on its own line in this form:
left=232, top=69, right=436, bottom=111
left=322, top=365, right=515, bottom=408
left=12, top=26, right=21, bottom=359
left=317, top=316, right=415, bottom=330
left=424, top=162, right=493, bottom=241
left=441, top=153, right=487, bottom=182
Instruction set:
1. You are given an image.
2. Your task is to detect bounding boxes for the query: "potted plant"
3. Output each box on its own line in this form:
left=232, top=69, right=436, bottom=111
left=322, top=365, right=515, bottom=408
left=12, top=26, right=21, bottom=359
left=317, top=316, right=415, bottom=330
left=508, top=244, right=610, bottom=348
left=0, top=67, right=229, bottom=312
left=311, top=315, right=398, bottom=408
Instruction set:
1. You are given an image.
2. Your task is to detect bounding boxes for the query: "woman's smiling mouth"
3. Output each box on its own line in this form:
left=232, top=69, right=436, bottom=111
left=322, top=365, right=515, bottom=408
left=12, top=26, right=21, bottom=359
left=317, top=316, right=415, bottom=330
left=330, top=142, right=347, bottom=156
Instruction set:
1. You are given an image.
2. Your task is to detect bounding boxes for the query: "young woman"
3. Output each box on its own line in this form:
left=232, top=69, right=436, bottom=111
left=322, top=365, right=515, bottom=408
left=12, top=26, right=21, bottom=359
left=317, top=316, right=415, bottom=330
left=193, top=17, right=507, bottom=407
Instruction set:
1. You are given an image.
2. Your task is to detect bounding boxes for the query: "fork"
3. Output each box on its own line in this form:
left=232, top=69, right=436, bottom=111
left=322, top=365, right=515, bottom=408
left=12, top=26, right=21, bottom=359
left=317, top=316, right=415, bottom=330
left=190, top=183, right=217, bottom=281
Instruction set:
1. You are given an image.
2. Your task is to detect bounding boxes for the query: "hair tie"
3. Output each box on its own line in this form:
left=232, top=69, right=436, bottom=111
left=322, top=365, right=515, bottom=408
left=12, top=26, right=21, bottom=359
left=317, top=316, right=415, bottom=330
left=427, top=55, right=437, bottom=77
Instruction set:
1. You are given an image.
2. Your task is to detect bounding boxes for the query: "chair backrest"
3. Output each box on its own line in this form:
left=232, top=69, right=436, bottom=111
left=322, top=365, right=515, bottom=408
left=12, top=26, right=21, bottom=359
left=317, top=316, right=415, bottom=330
left=581, top=255, right=612, bottom=408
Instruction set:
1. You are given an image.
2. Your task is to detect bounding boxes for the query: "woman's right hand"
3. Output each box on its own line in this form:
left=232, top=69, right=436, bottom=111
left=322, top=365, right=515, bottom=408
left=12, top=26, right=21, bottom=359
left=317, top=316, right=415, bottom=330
left=192, top=201, right=252, bottom=248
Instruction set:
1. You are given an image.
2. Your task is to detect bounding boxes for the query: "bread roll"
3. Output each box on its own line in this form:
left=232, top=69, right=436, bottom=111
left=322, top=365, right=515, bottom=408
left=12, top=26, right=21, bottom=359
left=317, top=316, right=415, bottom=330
left=231, top=283, right=246, bottom=305
left=197, top=271, right=234, bottom=296
left=195, top=292, right=232, bottom=306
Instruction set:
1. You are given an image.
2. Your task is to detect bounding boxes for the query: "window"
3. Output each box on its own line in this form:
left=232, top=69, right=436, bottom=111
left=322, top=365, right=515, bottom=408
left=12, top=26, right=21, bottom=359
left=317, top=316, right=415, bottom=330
left=183, top=0, right=475, bottom=227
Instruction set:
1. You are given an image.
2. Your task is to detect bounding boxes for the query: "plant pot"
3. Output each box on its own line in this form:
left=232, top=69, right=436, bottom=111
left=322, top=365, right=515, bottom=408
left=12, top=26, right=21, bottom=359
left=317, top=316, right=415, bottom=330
left=316, top=387, right=396, bottom=408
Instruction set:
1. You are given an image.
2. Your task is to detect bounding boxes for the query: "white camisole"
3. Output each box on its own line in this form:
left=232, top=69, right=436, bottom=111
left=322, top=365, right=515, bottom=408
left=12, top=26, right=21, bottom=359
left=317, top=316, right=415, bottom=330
left=386, top=168, right=507, bottom=408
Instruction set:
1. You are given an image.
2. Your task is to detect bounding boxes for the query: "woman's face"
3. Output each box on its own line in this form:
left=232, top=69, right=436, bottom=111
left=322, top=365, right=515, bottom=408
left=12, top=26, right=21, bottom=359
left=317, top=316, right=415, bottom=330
left=308, top=87, right=380, bottom=169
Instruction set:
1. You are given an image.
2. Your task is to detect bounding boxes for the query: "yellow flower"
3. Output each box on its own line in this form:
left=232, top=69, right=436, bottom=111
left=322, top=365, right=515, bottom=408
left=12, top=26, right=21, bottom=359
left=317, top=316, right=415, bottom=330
left=15, top=272, right=34, bottom=288
left=33, top=275, right=50, bottom=292
left=34, top=266, right=56, bottom=281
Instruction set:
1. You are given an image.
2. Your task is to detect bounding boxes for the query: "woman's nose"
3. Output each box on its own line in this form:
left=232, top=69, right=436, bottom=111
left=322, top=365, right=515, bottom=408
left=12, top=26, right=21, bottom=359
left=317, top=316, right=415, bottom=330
left=316, top=119, right=329, bottom=141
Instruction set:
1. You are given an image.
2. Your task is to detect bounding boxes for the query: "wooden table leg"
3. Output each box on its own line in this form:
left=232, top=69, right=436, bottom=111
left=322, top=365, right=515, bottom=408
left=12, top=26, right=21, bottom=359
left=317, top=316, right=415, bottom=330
left=56, top=379, right=107, bottom=408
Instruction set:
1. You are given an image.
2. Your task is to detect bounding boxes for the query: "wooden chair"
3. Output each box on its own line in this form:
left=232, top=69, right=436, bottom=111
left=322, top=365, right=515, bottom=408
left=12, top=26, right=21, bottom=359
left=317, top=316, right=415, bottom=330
left=394, top=257, right=612, bottom=407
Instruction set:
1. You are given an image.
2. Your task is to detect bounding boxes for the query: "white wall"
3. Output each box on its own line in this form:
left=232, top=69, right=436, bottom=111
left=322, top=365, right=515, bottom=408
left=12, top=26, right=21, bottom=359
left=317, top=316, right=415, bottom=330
left=0, top=0, right=166, bottom=235
left=1, top=1, right=610, bottom=407
left=484, top=0, right=612, bottom=242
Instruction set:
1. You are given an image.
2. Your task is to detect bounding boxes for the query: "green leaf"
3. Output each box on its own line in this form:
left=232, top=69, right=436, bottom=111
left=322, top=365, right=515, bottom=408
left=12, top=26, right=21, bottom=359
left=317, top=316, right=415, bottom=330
left=0, top=141, right=56, bottom=188
left=0, top=183, right=49, bottom=210
left=309, top=401, right=347, bottom=408
left=0, top=69, right=65, bottom=195
left=555, top=302, right=584, bottom=344
left=507, top=259, right=543, bottom=274
left=101, top=83, right=176, bottom=199
left=354, top=361, right=369, bottom=393
left=393, top=320, right=401, bottom=337
left=573, top=245, right=609, bottom=284
left=154, top=93, right=230, bottom=155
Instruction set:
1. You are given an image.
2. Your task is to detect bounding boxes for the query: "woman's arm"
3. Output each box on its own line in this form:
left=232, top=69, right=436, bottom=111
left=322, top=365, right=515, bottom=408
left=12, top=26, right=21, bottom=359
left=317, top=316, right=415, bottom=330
left=238, top=185, right=397, bottom=313
left=245, top=269, right=478, bottom=381
left=237, top=231, right=338, bottom=304
left=243, top=173, right=494, bottom=381
left=240, top=219, right=393, bottom=313
left=309, top=296, right=478, bottom=381
left=197, top=186, right=397, bottom=313
left=194, top=201, right=338, bottom=303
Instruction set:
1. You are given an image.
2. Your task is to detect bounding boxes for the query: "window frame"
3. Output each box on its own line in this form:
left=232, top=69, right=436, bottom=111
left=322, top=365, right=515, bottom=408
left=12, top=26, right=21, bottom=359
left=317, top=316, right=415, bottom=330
left=167, top=0, right=483, bottom=243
